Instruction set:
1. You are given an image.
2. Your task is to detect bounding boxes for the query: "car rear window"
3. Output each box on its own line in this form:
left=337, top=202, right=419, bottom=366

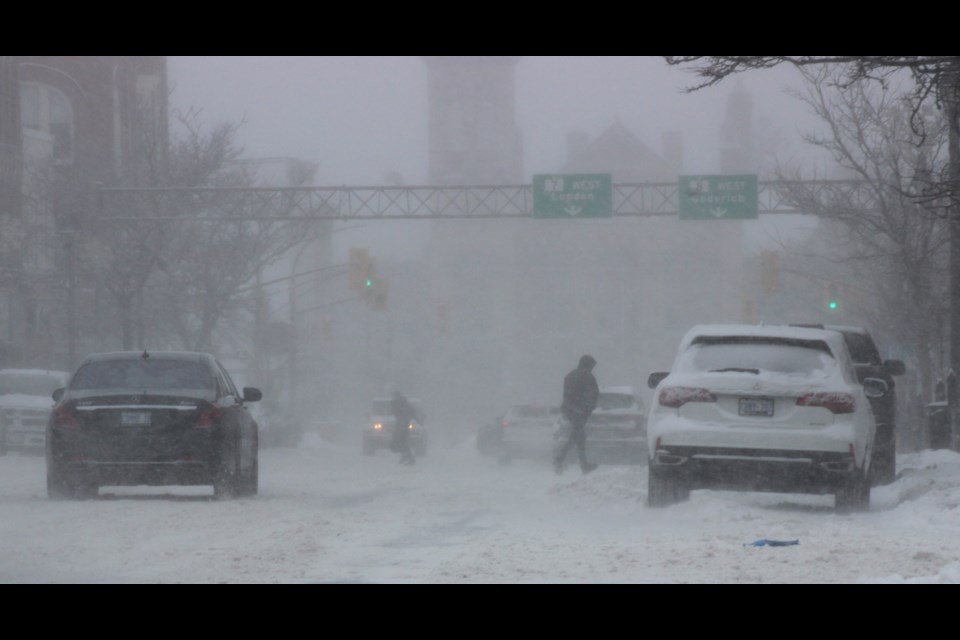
left=70, top=360, right=214, bottom=391
left=681, top=336, right=836, bottom=376
left=596, top=394, right=635, bottom=410
left=511, top=406, right=553, bottom=418
left=371, top=399, right=422, bottom=415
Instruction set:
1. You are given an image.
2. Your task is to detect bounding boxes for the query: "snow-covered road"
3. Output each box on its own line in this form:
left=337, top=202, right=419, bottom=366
left=2, top=435, right=959, bottom=583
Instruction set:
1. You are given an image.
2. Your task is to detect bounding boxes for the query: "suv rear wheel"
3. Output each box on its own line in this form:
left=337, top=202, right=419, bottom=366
left=214, top=434, right=241, bottom=500
left=835, top=470, right=871, bottom=512
left=871, top=424, right=896, bottom=486
left=647, top=465, right=690, bottom=507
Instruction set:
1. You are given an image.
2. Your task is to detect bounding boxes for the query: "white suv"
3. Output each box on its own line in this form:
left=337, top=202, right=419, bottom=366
left=645, top=325, right=886, bottom=511
left=0, top=369, right=70, bottom=454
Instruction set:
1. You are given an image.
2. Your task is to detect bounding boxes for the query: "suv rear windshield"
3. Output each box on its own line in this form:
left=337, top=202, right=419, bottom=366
left=682, top=337, right=836, bottom=376
left=70, top=360, right=214, bottom=391
left=510, top=405, right=555, bottom=418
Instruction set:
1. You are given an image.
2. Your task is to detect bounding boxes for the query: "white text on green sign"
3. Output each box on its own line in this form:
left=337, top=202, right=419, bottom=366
left=679, top=175, right=758, bottom=220
left=533, top=174, right=612, bottom=218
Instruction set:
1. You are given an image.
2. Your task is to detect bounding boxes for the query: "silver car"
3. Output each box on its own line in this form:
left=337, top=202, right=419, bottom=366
left=0, top=369, right=70, bottom=455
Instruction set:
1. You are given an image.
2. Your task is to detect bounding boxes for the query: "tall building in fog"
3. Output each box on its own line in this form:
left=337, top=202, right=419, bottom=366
left=423, top=56, right=523, bottom=185
left=719, top=81, right=756, bottom=174
left=416, top=56, right=743, bottom=425
left=0, top=57, right=20, bottom=221
left=2, top=57, right=168, bottom=367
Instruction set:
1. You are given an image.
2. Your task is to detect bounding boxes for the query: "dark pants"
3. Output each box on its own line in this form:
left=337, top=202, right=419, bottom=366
left=554, top=416, right=589, bottom=470
left=393, top=426, right=415, bottom=464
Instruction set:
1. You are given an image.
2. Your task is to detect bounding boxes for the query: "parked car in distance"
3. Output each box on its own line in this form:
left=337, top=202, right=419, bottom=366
left=0, top=369, right=70, bottom=455
left=362, top=397, right=427, bottom=457
left=791, top=324, right=905, bottom=486
left=477, top=404, right=559, bottom=462
left=646, top=324, right=887, bottom=511
left=553, top=386, right=647, bottom=466
left=476, top=415, right=505, bottom=456
left=46, top=351, right=262, bottom=500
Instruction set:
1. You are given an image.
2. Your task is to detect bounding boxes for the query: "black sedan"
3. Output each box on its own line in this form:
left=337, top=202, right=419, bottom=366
left=46, top=351, right=262, bottom=500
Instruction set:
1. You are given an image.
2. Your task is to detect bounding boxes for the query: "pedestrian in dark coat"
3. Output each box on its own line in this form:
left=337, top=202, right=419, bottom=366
left=554, top=354, right=599, bottom=474
left=391, top=391, right=417, bottom=465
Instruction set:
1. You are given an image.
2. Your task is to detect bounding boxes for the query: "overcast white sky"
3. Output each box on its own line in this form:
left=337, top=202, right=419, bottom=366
left=167, top=56, right=827, bottom=186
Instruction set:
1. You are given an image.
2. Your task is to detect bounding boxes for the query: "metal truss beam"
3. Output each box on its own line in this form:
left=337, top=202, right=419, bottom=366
left=95, top=180, right=874, bottom=222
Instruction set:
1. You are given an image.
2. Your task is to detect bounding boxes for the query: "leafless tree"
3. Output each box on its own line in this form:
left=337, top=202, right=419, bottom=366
left=665, top=55, right=960, bottom=440
left=90, top=107, right=319, bottom=353
left=782, top=68, right=948, bottom=402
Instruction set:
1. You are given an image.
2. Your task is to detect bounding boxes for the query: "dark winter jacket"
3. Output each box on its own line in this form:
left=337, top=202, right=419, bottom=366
left=561, top=355, right=599, bottom=423
left=391, top=393, right=418, bottom=429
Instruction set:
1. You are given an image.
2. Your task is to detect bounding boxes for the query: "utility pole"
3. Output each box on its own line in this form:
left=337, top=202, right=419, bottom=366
left=287, top=240, right=315, bottom=413
left=946, top=61, right=960, bottom=450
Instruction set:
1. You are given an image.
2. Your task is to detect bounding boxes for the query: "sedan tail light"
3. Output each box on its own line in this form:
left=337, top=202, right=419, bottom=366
left=658, top=386, right=717, bottom=408
left=796, top=392, right=855, bottom=414
left=50, top=403, right=79, bottom=429
left=194, top=401, right=222, bottom=428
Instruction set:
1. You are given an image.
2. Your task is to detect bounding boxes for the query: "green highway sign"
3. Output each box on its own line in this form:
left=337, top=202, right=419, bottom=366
left=533, top=174, right=612, bottom=218
left=679, top=174, right=758, bottom=220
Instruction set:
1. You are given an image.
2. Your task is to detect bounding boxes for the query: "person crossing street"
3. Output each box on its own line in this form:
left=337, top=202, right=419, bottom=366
left=554, top=354, right=600, bottom=475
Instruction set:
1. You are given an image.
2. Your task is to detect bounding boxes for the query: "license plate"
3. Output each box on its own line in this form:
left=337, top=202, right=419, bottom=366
left=120, top=411, right=151, bottom=426
left=739, top=397, right=773, bottom=417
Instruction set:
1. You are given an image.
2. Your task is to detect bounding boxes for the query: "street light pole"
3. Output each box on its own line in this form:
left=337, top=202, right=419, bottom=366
left=288, top=239, right=314, bottom=412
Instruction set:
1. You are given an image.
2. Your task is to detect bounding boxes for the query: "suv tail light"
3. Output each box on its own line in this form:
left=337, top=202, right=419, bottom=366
left=50, top=403, right=79, bottom=429
left=659, top=386, right=717, bottom=408
left=796, top=392, right=855, bottom=414
left=194, top=402, right=222, bottom=428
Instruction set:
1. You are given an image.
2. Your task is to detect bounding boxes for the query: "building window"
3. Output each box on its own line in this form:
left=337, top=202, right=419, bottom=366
left=19, top=82, right=73, bottom=163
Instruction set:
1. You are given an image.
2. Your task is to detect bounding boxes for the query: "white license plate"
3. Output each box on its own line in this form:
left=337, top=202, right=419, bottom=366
left=120, top=411, right=151, bottom=426
left=739, top=397, right=774, bottom=417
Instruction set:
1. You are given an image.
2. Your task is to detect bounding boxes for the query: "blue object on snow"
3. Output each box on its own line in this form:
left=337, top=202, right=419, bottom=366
left=744, top=539, right=799, bottom=547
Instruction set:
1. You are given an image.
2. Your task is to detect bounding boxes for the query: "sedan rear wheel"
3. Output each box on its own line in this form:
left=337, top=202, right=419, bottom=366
left=47, top=463, right=72, bottom=499
left=239, top=442, right=259, bottom=497
left=214, top=434, right=240, bottom=500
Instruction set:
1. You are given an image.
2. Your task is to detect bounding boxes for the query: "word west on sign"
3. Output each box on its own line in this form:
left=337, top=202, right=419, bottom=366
left=678, top=175, right=758, bottom=220
left=533, top=174, right=613, bottom=218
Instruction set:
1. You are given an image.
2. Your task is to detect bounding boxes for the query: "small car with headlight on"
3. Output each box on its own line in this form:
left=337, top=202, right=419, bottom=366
left=362, top=397, right=427, bottom=457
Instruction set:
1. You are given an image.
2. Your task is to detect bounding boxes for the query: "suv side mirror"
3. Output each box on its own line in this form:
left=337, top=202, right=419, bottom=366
left=52, top=388, right=64, bottom=402
left=648, top=372, right=669, bottom=389
left=883, top=359, right=906, bottom=376
left=243, top=387, right=263, bottom=402
left=863, top=377, right=889, bottom=398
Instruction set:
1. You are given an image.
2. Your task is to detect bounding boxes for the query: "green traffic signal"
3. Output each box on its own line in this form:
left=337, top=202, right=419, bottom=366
left=826, top=283, right=839, bottom=311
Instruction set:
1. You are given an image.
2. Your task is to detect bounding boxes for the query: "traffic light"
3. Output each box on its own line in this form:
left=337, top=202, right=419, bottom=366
left=348, top=248, right=372, bottom=291
left=827, top=283, right=839, bottom=311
